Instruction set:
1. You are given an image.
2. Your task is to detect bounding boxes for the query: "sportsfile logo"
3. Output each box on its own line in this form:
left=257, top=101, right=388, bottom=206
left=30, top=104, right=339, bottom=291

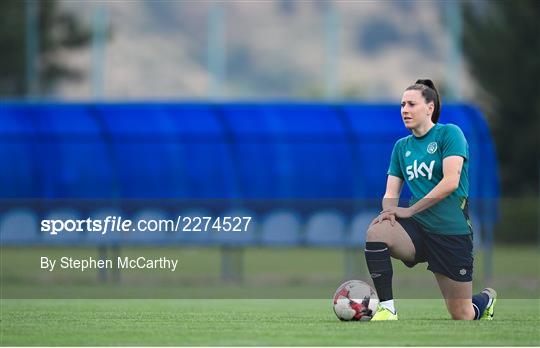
left=40, top=215, right=252, bottom=236
left=406, top=160, right=435, bottom=181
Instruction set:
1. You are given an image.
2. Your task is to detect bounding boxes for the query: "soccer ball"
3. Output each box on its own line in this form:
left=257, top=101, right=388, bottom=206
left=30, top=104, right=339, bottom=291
left=332, top=280, right=379, bottom=321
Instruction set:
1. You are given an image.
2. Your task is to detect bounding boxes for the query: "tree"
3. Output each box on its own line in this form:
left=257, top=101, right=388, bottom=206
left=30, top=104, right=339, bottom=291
left=0, top=0, right=91, bottom=96
left=462, top=0, right=540, bottom=196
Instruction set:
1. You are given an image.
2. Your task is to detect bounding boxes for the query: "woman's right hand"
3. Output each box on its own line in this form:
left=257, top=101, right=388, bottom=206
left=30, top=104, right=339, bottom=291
left=369, top=211, right=396, bottom=227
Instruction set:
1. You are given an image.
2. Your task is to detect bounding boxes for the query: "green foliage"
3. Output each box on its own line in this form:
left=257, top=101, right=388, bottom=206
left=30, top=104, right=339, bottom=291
left=495, top=198, right=539, bottom=243
left=462, top=0, right=540, bottom=196
left=0, top=0, right=91, bottom=96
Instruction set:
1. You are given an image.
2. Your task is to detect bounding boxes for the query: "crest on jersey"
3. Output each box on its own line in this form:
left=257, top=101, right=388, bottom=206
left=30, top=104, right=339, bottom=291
left=405, top=150, right=411, bottom=157
left=427, top=142, right=438, bottom=154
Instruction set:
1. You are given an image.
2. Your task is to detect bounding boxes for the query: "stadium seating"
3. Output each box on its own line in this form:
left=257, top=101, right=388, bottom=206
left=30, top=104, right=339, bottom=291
left=0, top=102, right=500, bottom=279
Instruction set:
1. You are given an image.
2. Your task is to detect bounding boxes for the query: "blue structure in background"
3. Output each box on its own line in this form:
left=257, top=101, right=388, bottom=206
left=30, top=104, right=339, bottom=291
left=0, top=102, right=499, bottom=200
left=0, top=102, right=499, bottom=280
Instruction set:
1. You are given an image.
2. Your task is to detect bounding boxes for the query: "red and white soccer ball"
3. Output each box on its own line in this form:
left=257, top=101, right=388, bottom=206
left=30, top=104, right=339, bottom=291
left=333, top=280, right=379, bottom=321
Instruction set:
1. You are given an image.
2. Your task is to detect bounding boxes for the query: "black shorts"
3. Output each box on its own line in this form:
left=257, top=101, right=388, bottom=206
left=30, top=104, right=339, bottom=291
left=396, top=217, right=474, bottom=282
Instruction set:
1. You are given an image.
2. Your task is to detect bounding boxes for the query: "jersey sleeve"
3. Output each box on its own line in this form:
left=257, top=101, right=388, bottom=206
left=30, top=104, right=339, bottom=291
left=387, top=140, right=404, bottom=179
left=442, top=124, right=468, bottom=160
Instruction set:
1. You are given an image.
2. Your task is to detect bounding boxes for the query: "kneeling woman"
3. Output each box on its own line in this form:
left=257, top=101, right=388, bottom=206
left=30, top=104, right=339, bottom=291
left=365, top=79, right=496, bottom=321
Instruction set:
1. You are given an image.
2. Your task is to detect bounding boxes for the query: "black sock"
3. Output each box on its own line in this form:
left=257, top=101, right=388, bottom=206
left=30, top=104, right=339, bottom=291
left=472, top=292, right=489, bottom=320
left=364, top=241, right=393, bottom=301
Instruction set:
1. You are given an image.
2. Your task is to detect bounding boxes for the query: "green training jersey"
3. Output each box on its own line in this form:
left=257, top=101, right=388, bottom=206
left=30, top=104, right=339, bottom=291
left=387, top=123, right=471, bottom=235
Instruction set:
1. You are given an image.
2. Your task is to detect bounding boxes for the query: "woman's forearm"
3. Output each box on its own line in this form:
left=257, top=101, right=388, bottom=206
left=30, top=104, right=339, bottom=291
left=409, top=177, right=458, bottom=215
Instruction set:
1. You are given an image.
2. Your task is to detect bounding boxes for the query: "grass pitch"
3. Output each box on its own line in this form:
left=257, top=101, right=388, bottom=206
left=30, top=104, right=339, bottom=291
left=2, top=246, right=539, bottom=299
left=1, top=299, right=539, bottom=346
left=1, top=246, right=539, bottom=345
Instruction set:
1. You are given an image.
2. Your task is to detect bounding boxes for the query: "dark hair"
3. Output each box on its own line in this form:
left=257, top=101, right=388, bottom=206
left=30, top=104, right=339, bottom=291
left=405, top=79, right=441, bottom=123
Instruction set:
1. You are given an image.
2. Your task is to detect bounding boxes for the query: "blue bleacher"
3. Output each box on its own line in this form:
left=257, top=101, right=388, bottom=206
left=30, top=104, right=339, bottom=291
left=0, top=102, right=499, bottom=249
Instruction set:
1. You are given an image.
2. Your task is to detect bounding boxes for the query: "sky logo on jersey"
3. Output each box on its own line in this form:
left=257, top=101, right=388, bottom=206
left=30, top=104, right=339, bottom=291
left=406, top=160, right=435, bottom=181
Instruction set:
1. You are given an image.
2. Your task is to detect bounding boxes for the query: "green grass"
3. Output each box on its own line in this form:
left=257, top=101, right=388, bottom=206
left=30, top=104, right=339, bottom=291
left=1, top=299, right=539, bottom=346
left=1, top=246, right=539, bottom=298
left=1, top=246, right=539, bottom=345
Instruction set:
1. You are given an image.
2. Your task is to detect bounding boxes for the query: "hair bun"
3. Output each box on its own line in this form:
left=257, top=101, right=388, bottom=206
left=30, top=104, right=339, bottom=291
left=407, top=78, right=441, bottom=123
left=415, top=79, right=436, bottom=90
